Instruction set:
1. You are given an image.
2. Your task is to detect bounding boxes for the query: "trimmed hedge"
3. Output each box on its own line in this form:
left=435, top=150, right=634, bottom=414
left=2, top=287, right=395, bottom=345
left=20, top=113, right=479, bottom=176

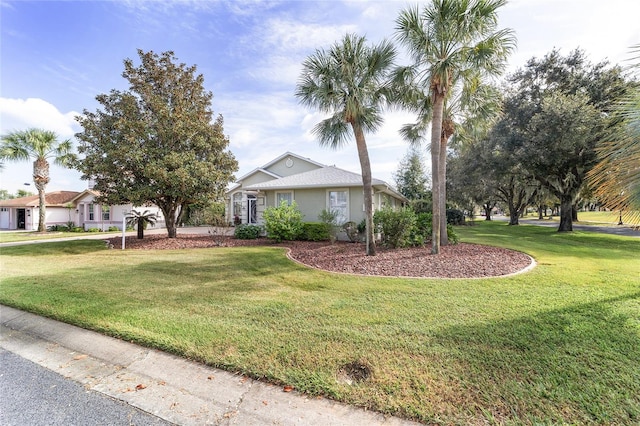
left=300, top=222, right=331, bottom=241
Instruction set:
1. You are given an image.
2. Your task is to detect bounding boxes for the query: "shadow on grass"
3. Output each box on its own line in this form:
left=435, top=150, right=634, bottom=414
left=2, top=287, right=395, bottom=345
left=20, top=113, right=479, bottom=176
left=435, top=291, right=640, bottom=424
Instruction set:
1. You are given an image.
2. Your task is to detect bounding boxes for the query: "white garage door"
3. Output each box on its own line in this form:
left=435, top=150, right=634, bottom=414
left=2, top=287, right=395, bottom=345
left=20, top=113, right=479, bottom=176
left=0, top=208, right=9, bottom=229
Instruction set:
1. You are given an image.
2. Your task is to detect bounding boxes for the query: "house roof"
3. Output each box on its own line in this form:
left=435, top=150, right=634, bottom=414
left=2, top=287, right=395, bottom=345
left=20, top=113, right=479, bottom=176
left=0, top=191, right=81, bottom=208
left=244, top=166, right=408, bottom=201
left=233, top=152, right=325, bottom=184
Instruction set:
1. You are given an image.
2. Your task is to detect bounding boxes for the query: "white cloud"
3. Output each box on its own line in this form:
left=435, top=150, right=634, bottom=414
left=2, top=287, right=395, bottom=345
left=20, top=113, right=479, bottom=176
left=0, top=97, right=81, bottom=138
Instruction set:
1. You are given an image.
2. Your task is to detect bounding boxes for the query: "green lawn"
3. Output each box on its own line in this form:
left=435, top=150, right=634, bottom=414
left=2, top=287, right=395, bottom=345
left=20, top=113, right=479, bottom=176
left=1, top=222, right=638, bottom=425
left=0, top=230, right=124, bottom=243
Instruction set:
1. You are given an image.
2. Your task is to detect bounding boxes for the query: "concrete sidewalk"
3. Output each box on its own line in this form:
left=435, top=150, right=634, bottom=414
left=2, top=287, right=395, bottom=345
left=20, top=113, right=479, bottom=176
left=0, top=305, right=419, bottom=426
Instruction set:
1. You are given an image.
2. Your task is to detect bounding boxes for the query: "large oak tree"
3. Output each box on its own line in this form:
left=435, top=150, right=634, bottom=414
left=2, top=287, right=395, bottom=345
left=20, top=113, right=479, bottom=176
left=75, top=50, right=237, bottom=238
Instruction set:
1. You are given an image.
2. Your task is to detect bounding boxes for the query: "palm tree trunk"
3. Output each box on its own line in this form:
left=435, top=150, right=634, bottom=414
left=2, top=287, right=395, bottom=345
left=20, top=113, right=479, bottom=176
left=33, top=158, right=50, bottom=232
left=430, top=94, right=445, bottom=254
left=353, top=123, right=376, bottom=256
left=439, top=136, right=448, bottom=246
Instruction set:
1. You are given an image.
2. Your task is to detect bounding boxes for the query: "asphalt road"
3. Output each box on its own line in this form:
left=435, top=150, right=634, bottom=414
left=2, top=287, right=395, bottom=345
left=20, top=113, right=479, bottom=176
left=0, top=348, right=173, bottom=426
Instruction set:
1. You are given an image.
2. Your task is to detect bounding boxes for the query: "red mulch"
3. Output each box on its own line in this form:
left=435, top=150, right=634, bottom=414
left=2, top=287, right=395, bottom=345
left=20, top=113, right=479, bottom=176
left=105, top=234, right=534, bottom=279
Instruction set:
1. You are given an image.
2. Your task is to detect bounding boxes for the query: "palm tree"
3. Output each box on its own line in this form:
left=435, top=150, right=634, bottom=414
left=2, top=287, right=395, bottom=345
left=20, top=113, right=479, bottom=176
left=395, top=0, right=515, bottom=253
left=126, top=209, right=158, bottom=239
left=296, top=33, right=397, bottom=256
left=0, top=128, right=76, bottom=232
left=588, top=44, right=640, bottom=224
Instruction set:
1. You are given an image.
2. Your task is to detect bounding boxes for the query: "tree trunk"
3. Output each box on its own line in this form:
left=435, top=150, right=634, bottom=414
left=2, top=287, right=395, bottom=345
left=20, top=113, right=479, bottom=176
left=137, top=221, right=144, bottom=239
left=33, top=158, right=50, bottom=232
left=538, top=204, right=544, bottom=220
left=558, top=196, right=574, bottom=232
left=439, top=136, right=448, bottom=246
left=508, top=206, right=520, bottom=225
left=160, top=204, right=178, bottom=238
left=353, top=123, right=376, bottom=256
left=430, top=93, right=445, bottom=254
left=483, top=203, right=492, bottom=220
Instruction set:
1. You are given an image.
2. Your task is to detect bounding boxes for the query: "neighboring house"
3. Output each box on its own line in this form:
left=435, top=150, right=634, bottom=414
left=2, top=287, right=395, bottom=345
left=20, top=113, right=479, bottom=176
left=225, top=152, right=407, bottom=228
left=0, top=189, right=165, bottom=231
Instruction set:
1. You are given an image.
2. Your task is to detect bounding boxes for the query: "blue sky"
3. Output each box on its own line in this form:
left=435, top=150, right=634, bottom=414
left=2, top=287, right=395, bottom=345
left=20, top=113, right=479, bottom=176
left=1, top=0, right=639, bottom=195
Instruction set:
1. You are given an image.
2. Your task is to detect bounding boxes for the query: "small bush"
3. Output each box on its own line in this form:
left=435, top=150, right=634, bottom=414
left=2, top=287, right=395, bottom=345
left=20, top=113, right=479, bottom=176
left=318, top=209, right=340, bottom=241
left=374, top=207, right=416, bottom=249
left=263, top=200, right=304, bottom=242
left=107, top=226, right=120, bottom=232
left=342, top=221, right=360, bottom=242
left=300, top=222, right=330, bottom=241
left=234, top=224, right=262, bottom=239
left=87, top=228, right=101, bottom=233
left=446, top=209, right=465, bottom=225
left=447, top=224, right=459, bottom=244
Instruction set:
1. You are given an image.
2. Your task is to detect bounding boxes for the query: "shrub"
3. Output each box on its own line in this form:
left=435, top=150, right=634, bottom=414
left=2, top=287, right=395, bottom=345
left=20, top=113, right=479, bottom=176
left=300, top=222, right=330, bottom=241
left=87, top=227, right=101, bottom=232
left=342, top=221, right=360, bottom=242
left=374, top=207, right=417, bottom=249
left=409, top=212, right=432, bottom=246
left=318, top=209, right=340, bottom=241
left=447, top=224, right=459, bottom=244
left=107, top=226, right=120, bottom=232
left=263, top=200, right=304, bottom=242
left=446, top=209, right=465, bottom=225
left=234, top=224, right=262, bottom=239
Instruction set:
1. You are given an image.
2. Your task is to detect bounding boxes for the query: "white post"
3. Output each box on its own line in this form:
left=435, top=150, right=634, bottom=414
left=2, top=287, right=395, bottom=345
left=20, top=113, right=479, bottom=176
left=122, top=210, right=128, bottom=250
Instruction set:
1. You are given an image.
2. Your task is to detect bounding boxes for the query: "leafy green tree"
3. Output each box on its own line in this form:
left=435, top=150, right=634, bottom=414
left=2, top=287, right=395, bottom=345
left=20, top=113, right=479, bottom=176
left=0, top=128, right=76, bottom=232
left=126, top=209, right=158, bottom=239
left=296, top=33, right=396, bottom=256
left=588, top=45, right=640, bottom=225
left=393, top=148, right=430, bottom=201
left=75, top=50, right=238, bottom=238
left=505, top=49, right=630, bottom=231
left=394, top=0, right=515, bottom=253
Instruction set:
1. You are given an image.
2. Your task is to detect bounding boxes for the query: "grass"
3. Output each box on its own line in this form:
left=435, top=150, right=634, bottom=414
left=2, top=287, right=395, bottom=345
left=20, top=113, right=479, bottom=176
left=522, top=210, right=639, bottom=226
left=1, top=221, right=638, bottom=425
left=0, top=230, right=123, bottom=243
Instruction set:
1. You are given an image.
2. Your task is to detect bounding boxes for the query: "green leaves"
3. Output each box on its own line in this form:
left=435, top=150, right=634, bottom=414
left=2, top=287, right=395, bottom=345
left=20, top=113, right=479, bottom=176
left=75, top=50, right=238, bottom=236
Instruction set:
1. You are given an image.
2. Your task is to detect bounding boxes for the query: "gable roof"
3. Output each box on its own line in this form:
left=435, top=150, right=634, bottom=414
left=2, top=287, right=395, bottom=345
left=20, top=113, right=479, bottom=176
left=233, top=152, right=325, bottom=184
left=245, top=165, right=408, bottom=201
left=0, top=191, right=81, bottom=208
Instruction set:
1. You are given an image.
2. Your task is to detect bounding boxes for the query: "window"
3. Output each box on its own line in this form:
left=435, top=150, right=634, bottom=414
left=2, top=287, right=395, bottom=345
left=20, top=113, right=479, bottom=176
left=328, top=190, right=348, bottom=224
left=102, top=206, right=110, bottom=221
left=233, top=193, right=242, bottom=218
left=276, top=191, right=293, bottom=206
left=88, top=204, right=94, bottom=220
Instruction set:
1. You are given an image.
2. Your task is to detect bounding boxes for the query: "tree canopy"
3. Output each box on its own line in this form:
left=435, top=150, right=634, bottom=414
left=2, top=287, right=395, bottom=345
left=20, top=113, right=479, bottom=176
left=1, top=128, right=75, bottom=232
left=75, top=50, right=237, bottom=238
left=503, top=49, right=630, bottom=231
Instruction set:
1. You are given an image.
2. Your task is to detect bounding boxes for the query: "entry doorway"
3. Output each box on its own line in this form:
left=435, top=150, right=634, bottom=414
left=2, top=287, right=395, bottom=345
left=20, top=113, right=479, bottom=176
left=247, top=195, right=257, bottom=224
left=17, top=208, right=26, bottom=229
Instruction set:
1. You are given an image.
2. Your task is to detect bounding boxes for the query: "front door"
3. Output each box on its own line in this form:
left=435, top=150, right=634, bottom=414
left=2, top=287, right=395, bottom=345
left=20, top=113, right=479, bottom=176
left=247, top=195, right=257, bottom=224
left=17, top=208, right=26, bottom=229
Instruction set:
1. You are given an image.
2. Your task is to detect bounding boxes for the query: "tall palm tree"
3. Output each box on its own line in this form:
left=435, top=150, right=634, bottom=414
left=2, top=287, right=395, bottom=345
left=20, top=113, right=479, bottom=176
left=296, top=33, right=397, bottom=256
left=0, top=128, right=75, bottom=232
left=395, top=0, right=515, bottom=253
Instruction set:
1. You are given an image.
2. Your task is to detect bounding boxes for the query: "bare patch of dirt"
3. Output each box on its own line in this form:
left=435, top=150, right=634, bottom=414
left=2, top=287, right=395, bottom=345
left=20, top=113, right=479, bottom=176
left=105, top=234, right=533, bottom=279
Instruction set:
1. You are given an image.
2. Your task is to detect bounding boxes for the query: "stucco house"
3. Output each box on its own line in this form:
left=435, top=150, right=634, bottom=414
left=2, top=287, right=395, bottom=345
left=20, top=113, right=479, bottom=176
left=0, top=189, right=164, bottom=231
left=225, top=152, right=407, bottom=227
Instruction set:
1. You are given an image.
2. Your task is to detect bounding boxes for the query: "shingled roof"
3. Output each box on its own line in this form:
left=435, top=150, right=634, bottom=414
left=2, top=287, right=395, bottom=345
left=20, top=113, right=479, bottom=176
left=0, top=191, right=81, bottom=207
left=244, top=166, right=407, bottom=201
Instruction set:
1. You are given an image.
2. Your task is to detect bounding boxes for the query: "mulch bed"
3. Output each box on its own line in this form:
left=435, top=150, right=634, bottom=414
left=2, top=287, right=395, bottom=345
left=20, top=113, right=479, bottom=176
left=105, top=234, right=534, bottom=279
